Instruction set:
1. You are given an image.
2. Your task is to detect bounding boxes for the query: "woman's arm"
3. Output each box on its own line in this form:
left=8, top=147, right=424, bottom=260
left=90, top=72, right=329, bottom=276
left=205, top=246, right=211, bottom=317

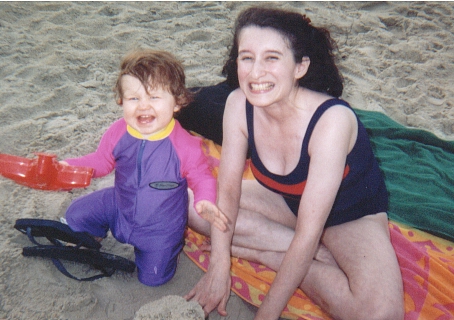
left=185, top=89, right=249, bottom=316
left=255, top=105, right=357, bottom=319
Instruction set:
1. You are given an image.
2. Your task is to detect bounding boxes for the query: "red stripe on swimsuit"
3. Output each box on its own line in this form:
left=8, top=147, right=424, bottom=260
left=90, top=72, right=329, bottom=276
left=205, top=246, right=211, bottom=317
left=251, top=162, right=350, bottom=196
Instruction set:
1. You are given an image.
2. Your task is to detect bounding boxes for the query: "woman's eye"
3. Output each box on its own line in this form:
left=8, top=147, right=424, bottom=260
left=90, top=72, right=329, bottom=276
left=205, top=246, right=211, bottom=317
left=239, top=55, right=253, bottom=61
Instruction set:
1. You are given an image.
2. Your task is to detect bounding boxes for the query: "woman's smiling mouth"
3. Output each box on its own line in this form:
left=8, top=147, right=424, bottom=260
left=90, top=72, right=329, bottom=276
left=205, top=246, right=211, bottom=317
left=250, top=82, right=274, bottom=91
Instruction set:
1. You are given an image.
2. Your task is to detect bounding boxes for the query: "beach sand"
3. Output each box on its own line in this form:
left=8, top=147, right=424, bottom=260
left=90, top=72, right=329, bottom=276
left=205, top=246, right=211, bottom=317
left=0, top=2, right=452, bottom=319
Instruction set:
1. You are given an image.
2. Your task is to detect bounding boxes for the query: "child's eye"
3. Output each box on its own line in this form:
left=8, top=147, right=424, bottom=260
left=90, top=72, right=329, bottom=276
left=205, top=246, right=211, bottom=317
left=266, top=55, right=279, bottom=61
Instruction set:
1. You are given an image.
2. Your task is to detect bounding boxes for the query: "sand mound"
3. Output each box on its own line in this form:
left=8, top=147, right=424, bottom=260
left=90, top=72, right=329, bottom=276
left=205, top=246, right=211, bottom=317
left=134, top=295, right=204, bottom=320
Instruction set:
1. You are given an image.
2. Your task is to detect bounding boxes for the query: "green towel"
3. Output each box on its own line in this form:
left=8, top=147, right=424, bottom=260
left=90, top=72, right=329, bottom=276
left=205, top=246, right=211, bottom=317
left=356, top=109, right=454, bottom=242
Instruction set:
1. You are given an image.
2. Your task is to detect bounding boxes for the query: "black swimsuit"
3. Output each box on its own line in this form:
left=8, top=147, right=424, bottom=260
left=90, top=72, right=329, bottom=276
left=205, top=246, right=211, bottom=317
left=246, top=98, right=388, bottom=228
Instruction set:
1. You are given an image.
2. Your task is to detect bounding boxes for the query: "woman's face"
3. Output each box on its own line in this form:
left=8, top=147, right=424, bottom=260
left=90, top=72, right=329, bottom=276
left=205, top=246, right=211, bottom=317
left=236, top=26, right=307, bottom=107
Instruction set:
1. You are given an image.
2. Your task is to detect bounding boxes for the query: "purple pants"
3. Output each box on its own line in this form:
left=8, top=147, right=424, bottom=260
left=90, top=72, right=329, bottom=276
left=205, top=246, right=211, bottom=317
left=65, top=187, right=186, bottom=286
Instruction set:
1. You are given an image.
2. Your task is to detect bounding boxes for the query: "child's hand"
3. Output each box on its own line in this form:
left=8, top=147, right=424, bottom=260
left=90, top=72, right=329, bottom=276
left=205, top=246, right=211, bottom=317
left=195, top=200, right=229, bottom=232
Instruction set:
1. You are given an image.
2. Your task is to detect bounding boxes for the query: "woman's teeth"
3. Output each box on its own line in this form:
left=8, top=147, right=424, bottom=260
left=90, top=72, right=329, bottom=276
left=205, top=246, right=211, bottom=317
left=250, top=83, right=273, bottom=91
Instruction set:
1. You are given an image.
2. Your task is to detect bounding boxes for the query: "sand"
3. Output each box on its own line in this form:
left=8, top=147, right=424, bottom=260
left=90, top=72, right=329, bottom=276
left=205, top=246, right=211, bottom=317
left=0, top=2, right=452, bottom=320
left=134, top=295, right=204, bottom=320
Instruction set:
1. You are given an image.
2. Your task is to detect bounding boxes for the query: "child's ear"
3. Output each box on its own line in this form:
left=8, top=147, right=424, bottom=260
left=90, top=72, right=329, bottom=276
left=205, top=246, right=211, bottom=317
left=116, top=98, right=123, bottom=105
left=174, top=105, right=182, bottom=112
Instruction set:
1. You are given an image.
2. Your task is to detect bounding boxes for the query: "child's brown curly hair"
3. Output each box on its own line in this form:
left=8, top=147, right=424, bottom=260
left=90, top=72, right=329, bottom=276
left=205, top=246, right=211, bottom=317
left=114, top=49, right=193, bottom=107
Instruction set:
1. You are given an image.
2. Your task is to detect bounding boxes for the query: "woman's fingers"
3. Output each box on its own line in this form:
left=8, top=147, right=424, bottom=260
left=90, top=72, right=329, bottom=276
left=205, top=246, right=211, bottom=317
left=184, top=272, right=230, bottom=317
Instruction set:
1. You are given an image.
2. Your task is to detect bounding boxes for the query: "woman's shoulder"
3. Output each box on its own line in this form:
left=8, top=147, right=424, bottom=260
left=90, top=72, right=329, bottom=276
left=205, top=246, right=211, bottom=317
left=226, top=88, right=246, bottom=105
left=223, top=89, right=248, bottom=119
left=224, top=88, right=248, bottom=136
left=310, top=97, right=357, bottom=146
left=316, top=100, right=356, bottom=127
left=304, top=89, right=352, bottom=116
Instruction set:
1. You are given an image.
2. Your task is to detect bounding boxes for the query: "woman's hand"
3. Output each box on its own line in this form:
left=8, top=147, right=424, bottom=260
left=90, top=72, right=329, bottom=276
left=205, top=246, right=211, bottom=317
left=184, top=259, right=231, bottom=317
left=195, top=200, right=229, bottom=232
left=185, top=202, right=232, bottom=317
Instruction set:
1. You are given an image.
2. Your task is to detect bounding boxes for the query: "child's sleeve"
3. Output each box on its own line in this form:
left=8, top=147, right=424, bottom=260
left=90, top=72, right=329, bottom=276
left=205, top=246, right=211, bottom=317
left=171, top=122, right=217, bottom=206
left=64, top=119, right=126, bottom=178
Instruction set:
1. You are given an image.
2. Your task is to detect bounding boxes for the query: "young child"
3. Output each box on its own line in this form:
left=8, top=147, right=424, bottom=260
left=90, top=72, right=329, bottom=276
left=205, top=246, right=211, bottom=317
left=63, top=49, right=222, bottom=286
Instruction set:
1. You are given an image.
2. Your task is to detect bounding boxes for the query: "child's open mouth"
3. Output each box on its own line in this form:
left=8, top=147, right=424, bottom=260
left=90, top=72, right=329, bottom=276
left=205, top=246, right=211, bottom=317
left=138, top=115, right=154, bottom=124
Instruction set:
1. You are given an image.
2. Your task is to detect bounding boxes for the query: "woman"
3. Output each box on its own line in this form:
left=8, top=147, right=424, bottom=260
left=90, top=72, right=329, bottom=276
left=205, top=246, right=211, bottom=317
left=185, top=7, right=404, bottom=320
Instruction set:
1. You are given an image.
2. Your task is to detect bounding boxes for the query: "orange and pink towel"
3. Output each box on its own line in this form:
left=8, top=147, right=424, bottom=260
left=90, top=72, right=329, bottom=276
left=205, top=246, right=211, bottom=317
left=184, top=136, right=454, bottom=319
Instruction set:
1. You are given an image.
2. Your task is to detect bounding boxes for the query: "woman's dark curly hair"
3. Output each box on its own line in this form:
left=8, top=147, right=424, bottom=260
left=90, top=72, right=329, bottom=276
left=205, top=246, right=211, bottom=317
left=222, top=7, right=343, bottom=98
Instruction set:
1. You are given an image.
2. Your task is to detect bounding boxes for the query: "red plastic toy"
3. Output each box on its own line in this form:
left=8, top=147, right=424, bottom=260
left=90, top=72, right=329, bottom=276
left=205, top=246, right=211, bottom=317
left=0, top=153, right=93, bottom=191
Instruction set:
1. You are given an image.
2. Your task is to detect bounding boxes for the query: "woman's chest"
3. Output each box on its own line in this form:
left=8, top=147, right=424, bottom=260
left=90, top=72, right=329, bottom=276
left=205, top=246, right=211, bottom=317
left=253, top=120, right=308, bottom=176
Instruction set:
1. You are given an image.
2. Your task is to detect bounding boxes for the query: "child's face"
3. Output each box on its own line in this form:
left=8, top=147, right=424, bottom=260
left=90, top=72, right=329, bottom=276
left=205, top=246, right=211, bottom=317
left=121, top=75, right=180, bottom=138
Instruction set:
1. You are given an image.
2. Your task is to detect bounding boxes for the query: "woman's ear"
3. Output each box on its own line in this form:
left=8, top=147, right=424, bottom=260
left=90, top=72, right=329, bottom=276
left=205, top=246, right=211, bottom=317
left=295, top=56, right=310, bottom=80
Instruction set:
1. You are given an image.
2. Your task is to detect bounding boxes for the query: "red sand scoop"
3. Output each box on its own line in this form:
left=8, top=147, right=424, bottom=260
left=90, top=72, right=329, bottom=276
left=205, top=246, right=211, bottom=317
left=0, top=153, right=93, bottom=191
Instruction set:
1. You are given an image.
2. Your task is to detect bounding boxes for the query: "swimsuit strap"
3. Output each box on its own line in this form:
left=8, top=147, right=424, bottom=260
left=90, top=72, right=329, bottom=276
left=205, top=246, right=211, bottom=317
left=302, top=98, right=352, bottom=148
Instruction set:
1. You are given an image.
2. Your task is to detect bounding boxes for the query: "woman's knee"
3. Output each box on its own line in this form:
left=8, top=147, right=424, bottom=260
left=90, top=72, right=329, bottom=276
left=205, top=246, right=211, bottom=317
left=354, top=297, right=404, bottom=320
left=322, top=214, right=404, bottom=320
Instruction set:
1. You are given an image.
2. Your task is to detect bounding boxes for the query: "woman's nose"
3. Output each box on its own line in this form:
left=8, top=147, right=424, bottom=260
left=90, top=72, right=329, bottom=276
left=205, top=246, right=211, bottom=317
left=251, top=59, right=266, bottom=78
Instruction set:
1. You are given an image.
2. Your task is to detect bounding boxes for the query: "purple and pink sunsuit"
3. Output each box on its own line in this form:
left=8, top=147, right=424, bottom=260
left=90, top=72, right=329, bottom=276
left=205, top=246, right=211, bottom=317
left=65, top=118, right=216, bottom=286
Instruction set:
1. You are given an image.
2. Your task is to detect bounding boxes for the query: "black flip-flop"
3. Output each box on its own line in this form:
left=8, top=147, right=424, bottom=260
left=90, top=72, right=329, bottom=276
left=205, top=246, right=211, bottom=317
left=14, top=218, right=136, bottom=281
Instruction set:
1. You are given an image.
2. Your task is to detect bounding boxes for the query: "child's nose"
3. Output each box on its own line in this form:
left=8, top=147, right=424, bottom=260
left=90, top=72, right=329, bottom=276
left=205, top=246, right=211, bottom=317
left=138, top=99, right=152, bottom=109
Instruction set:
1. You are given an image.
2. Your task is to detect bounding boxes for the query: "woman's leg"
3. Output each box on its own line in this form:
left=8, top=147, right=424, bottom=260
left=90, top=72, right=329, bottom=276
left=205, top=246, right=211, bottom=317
left=188, top=179, right=298, bottom=252
left=227, top=216, right=403, bottom=319
left=188, top=180, right=404, bottom=319
left=301, top=213, right=404, bottom=320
